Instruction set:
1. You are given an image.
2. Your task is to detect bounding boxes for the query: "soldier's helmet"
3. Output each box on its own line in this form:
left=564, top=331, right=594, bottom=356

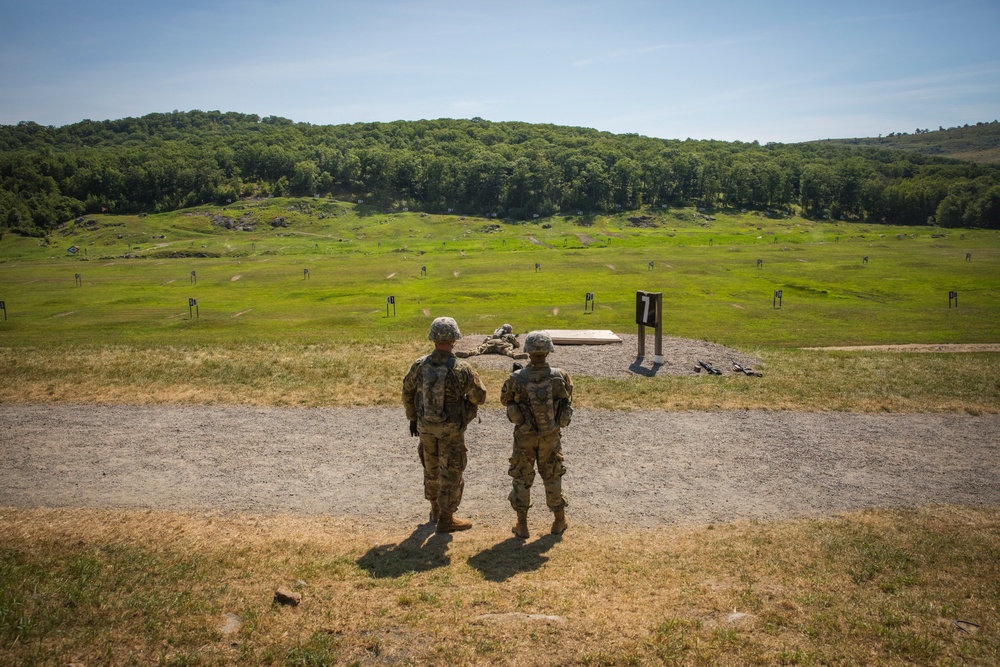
left=501, top=323, right=513, bottom=334
left=523, top=330, right=554, bottom=354
left=428, top=317, right=462, bottom=342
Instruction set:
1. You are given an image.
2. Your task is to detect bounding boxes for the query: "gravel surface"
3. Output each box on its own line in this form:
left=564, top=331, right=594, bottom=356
left=454, top=333, right=761, bottom=377
left=3, top=404, right=998, bottom=528
left=3, top=336, right=996, bottom=528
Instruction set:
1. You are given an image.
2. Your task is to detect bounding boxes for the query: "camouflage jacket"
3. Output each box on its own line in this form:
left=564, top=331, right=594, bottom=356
left=500, top=362, right=573, bottom=435
left=489, top=330, right=520, bottom=349
left=402, top=348, right=487, bottom=426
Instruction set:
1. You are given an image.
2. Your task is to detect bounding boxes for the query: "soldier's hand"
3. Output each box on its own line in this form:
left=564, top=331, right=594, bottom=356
left=409, top=420, right=419, bottom=437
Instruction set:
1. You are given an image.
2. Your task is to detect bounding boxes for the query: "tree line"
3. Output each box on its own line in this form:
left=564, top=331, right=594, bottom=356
left=2, top=110, right=999, bottom=236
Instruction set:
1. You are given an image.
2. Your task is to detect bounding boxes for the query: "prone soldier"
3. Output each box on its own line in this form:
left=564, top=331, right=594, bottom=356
left=456, top=323, right=528, bottom=359
left=500, top=330, right=573, bottom=539
left=402, top=317, right=487, bottom=532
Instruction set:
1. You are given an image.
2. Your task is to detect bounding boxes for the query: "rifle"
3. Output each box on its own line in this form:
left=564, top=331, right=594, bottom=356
left=696, top=360, right=722, bottom=375
left=731, top=358, right=763, bottom=377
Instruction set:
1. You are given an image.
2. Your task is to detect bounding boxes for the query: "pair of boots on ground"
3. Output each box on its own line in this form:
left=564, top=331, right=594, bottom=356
left=429, top=501, right=567, bottom=538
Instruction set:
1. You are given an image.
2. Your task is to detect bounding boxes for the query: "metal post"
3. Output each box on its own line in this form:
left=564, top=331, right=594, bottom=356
left=653, top=292, right=663, bottom=364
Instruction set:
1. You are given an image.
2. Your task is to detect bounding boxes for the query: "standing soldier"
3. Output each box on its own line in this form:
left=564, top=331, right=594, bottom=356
left=500, top=330, right=573, bottom=539
left=402, top=317, right=487, bottom=532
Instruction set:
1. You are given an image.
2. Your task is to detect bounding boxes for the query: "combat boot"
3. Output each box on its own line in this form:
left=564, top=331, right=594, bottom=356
left=551, top=508, right=568, bottom=535
left=429, top=501, right=440, bottom=524
left=512, top=510, right=529, bottom=539
left=437, top=512, right=472, bottom=533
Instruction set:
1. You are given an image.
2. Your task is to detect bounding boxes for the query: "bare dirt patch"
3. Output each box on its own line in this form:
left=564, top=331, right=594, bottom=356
left=3, top=336, right=996, bottom=531
left=2, top=405, right=997, bottom=529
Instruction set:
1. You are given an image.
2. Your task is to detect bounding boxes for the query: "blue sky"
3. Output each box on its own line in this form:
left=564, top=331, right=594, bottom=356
left=1, top=0, right=998, bottom=143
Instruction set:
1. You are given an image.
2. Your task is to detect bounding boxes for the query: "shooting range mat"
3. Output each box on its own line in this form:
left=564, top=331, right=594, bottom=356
left=543, top=330, right=622, bottom=345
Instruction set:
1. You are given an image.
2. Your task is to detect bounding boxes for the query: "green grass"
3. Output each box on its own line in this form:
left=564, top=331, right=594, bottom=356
left=2, top=199, right=998, bottom=349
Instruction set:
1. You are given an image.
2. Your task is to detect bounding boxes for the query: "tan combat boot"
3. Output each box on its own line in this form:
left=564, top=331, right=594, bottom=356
left=512, top=510, right=529, bottom=539
left=429, top=501, right=440, bottom=524
left=551, top=508, right=568, bottom=535
left=437, top=512, right=473, bottom=533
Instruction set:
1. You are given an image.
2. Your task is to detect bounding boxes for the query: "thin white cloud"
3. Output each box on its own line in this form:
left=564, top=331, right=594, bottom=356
left=573, top=32, right=774, bottom=68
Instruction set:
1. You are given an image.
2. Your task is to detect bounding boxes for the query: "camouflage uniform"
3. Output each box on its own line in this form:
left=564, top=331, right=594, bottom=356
left=464, top=324, right=522, bottom=358
left=500, top=332, right=573, bottom=518
left=473, top=332, right=520, bottom=357
left=402, top=318, right=487, bottom=526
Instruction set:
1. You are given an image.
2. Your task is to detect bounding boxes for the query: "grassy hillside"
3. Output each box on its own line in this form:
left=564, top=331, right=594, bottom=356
left=820, top=121, right=1000, bottom=164
left=2, top=198, right=998, bottom=413
left=2, top=198, right=997, bottom=348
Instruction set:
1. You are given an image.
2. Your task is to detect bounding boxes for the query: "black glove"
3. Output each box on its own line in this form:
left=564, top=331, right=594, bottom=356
left=409, top=420, right=418, bottom=437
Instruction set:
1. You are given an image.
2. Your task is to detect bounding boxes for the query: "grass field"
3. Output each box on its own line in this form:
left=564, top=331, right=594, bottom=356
left=1, top=506, right=997, bottom=666
left=1, top=198, right=998, bottom=412
left=2, top=200, right=998, bottom=666
left=1, top=198, right=998, bottom=348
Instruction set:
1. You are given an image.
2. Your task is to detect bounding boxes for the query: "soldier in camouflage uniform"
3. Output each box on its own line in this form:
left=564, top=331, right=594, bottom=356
left=456, top=324, right=527, bottom=359
left=500, top=330, right=573, bottom=539
left=402, top=317, right=487, bottom=533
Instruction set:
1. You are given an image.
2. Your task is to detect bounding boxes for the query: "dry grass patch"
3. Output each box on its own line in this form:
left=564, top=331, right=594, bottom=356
left=0, top=345, right=997, bottom=414
left=581, top=349, right=1000, bottom=414
left=1, top=506, right=997, bottom=666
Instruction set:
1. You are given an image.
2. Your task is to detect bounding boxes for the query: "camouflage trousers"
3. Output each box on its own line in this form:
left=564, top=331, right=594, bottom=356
left=474, top=340, right=515, bottom=357
left=418, top=421, right=468, bottom=514
left=507, top=430, right=567, bottom=512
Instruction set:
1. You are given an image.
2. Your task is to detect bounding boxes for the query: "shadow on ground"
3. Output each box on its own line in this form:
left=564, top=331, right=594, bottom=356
left=467, top=534, right=562, bottom=582
left=357, top=522, right=453, bottom=578
left=628, top=356, right=663, bottom=377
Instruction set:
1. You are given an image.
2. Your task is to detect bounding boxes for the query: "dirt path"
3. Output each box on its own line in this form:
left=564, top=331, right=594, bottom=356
left=802, top=343, right=1000, bottom=352
left=2, top=405, right=997, bottom=528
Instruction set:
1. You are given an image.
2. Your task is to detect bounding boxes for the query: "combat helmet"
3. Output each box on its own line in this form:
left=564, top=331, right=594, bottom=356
left=501, top=323, right=513, bottom=334
left=523, top=330, right=554, bottom=354
left=428, top=316, right=462, bottom=342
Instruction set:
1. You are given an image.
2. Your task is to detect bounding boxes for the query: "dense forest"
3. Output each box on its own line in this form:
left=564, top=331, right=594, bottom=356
left=2, top=111, right=999, bottom=235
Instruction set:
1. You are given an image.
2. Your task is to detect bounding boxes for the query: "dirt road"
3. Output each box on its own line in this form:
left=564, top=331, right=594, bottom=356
left=2, top=404, right=997, bottom=528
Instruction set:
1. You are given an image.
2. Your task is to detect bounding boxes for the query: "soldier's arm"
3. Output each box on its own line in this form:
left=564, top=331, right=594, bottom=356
left=401, top=361, right=421, bottom=421
left=499, top=376, right=517, bottom=406
left=463, top=368, right=487, bottom=405
left=508, top=334, right=520, bottom=349
left=562, top=370, right=574, bottom=402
